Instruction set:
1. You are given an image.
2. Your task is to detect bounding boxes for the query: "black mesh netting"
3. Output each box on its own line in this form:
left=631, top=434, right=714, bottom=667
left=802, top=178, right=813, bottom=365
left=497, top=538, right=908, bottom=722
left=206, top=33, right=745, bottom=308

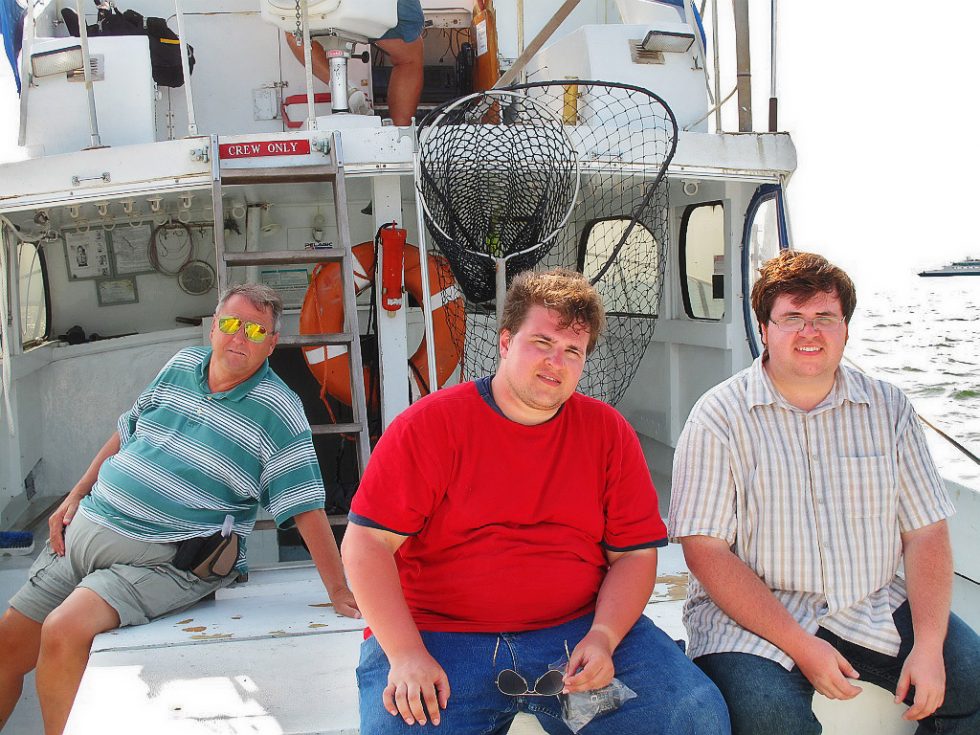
left=419, top=81, right=678, bottom=406
left=417, top=90, right=579, bottom=303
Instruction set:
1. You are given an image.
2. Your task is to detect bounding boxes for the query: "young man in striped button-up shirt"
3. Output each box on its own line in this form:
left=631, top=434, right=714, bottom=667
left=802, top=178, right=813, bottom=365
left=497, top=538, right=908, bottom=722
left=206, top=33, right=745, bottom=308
left=0, top=284, right=359, bottom=735
left=669, top=250, right=979, bottom=734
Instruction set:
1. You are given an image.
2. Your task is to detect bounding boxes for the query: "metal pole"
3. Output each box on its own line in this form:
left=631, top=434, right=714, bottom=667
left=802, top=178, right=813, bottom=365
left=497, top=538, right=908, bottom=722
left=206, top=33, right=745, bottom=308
left=301, top=0, right=319, bottom=128
left=769, top=0, right=778, bottom=132
left=733, top=0, right=752, bottom=132
left=75, top=0, right=102, bottom=148
left=173, top=0, right=198, bottom=136
left=414, top=222, right=438, bottom=396
left=711, top=0, right=721, bottom=131
left=685, top=0, right=714, bottom=108
left=495, top=0, right=581, bottom=88
left=494, top=257, right=507, bottom=330
left=516, top=0, right=525, bottom=84
left=210, top=134, right=228, bottom=291
left=412, top=147, right=439, bottom=394
left=327, top=50, right=349, bottom=114
left=17, top=0, right=37, bottom=146
left=0, top=227, right=15, bottom=433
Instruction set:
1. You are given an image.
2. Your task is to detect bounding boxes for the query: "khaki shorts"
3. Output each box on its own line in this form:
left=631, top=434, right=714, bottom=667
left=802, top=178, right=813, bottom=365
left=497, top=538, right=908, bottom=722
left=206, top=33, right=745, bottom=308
left=10, top=513, right=236, bottom=627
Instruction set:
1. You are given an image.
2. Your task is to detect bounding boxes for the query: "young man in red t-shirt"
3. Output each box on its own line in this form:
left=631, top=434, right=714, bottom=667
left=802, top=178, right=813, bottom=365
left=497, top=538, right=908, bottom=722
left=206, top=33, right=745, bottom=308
left=343, top=269, right=729, bottom=734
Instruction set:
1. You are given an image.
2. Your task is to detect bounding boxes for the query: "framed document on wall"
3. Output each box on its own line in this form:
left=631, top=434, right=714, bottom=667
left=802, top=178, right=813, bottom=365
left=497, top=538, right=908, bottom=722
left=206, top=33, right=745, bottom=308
left=110, top=224, right=155, bottom=275
left=64, top=230, right=111, bottom=280
left=96, top=277, right=139, bottom=306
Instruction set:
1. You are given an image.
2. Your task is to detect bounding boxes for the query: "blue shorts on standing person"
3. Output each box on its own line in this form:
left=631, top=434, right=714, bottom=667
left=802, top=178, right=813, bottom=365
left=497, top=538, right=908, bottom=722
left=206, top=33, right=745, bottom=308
left=357, top=613, right=731, bottom=735
left=377, top=0, right=424, bottom=43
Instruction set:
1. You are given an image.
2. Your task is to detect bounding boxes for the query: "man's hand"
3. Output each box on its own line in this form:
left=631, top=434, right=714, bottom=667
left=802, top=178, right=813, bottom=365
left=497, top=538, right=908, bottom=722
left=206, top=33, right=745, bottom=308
left=328, top=584, right=361, bottom=619
left=383, top=649, right=450, bottom=726
left=563, top=628, right=615, bottom=693
left=792, top=636, right=862, bottom=700
left=896, top=643, right=945, bottom=720
left=48, top=490, right=83, bottom=555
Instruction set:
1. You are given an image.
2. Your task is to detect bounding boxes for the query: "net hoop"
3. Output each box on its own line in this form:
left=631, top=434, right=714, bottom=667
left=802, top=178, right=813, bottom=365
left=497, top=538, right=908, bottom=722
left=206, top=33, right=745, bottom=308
left=416, top=88, right=581, bottom=264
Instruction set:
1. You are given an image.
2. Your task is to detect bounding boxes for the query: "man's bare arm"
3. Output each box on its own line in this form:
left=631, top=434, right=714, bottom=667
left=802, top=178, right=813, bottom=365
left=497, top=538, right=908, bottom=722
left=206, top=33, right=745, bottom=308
left=342, top=524, right=450, bottom=726
left=896, top=519, right=952, bottom=721
left=681, top=535, right=863, bottom=700
left=49, top=431, right=121, bottom=555
left=563, top=547, right=658, bottom=693
left=293, top=509, right=360, bottom=619
left=284, top=33, right=330, bottom=83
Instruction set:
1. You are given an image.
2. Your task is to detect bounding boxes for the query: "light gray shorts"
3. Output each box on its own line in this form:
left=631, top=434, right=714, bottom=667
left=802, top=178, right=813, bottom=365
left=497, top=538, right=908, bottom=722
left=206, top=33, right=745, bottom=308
left=9, top=513, right=236, bottom=627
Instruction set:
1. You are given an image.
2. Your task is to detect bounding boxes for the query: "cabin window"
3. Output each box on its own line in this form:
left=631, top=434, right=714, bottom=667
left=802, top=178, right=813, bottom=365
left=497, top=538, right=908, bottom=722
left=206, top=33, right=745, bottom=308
left=579, top=217, right=659, bottom=316
left=746, top=196, right=781, bottom=296
left=680, top=202, right=725, bottom=320
left=741, top=185, right=789, bottom=358
left=19, top=241, right=50, bottom=348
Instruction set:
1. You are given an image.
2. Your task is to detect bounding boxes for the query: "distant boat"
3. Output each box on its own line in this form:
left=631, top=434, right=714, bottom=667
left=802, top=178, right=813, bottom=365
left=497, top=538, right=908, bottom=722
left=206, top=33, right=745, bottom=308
left=919, top=257, right=980, bottom=277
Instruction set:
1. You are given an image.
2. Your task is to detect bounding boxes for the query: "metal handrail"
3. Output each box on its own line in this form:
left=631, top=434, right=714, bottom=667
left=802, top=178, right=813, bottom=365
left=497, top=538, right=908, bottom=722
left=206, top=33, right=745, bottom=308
left=173, top=0, right=198, bottom=136
left=0, top=224, right=14, bottom=434
left=299, top=0, right=317, bottom=130
left=72, top=0, right=103, bottom=148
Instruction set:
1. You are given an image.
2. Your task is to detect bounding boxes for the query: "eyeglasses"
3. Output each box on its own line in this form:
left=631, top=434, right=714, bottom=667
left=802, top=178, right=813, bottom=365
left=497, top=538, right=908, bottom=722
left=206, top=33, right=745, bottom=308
left=493, top=638, right=567, bottom=697
left=769, top=316, right=845, bottom=333
left=216, top=316, right=271, bottom=343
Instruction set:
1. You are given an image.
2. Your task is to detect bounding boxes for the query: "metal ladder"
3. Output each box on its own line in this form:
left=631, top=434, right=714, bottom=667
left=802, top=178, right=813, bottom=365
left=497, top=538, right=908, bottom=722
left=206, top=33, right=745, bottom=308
left=209, top=132, right=372, bottom=480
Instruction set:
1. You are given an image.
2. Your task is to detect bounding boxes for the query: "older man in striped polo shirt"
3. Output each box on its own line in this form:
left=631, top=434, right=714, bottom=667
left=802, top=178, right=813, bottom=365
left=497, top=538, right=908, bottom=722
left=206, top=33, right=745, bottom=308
left=669, top=251, right=979, bottom=734
left=0, top=284, right=359, bottom=735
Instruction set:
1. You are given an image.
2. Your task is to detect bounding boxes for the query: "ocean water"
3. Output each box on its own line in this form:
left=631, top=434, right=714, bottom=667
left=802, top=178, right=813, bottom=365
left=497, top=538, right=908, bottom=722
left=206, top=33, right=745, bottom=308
left=845, top=275, right=979, bottom=487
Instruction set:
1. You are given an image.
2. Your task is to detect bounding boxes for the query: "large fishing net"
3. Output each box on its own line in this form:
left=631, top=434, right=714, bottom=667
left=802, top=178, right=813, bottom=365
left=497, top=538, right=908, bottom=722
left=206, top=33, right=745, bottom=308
left=418, top=89, right=580, bottom=306
left=418, top=81, right=677, bottom=405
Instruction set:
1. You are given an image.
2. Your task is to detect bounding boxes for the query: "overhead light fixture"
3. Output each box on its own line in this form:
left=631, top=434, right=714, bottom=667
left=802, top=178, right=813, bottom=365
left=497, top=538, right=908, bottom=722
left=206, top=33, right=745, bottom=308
left=31, top=45, right=84, bottom=78
left=641, top=30, right=695, bottom=54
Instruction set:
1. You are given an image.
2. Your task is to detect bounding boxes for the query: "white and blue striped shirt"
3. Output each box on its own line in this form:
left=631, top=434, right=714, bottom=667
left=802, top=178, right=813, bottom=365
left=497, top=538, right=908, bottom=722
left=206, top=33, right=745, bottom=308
left=79, top=347, right=325, bottom=572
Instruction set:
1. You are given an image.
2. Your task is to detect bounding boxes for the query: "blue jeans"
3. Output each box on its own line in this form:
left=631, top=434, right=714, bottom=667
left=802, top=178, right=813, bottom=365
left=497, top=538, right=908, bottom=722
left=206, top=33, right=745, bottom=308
left=695, top=603, right=980, bottom=735
left=357, top=613, right=730, bottom=734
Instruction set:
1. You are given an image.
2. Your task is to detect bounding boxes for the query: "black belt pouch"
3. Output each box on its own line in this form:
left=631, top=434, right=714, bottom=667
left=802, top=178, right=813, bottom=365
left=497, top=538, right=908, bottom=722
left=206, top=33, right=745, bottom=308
left=173, top=532, right=239, bottom=579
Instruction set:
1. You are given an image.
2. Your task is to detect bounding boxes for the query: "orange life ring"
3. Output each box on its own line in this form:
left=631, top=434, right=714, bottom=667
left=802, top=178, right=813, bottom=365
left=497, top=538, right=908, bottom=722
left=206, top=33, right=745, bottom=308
left=299, top=242, right=466, bottom=408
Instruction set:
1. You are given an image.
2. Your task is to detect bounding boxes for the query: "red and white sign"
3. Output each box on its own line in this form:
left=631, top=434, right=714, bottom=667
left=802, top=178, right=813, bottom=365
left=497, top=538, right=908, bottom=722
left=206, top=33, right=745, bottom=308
left=219, top=140, right=312, bottom=159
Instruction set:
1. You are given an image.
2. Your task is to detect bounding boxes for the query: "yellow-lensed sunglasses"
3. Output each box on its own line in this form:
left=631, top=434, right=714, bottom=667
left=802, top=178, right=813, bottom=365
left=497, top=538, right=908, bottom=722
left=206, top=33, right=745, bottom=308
left=216, top=316, right=270, bottom=343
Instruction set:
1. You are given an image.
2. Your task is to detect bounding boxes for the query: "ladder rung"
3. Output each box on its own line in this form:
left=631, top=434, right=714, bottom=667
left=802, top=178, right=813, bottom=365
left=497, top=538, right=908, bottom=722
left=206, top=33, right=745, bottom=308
left=277, top=333, right=354, bottom=348
left=220, top=165, right=337, bottom=185
left=311, top=422, right=364, bottom=435
left=224, top=250, right=343, bottom=267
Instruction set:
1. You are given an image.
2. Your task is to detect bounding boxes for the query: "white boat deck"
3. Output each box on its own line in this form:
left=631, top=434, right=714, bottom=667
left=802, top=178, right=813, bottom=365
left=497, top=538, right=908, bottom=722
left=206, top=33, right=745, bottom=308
left=2, top=542, right=917, bottom=734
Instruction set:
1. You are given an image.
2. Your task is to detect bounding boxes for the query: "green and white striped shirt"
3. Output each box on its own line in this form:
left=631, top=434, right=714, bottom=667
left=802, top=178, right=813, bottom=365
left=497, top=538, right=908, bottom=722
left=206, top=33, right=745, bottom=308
left=80, top=347, right=325, bottom=571
left=669, top=358, right=954, bottom=669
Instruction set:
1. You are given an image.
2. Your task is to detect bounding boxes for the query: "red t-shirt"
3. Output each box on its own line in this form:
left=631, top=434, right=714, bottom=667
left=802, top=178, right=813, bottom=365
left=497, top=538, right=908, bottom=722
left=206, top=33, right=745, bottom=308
left=349, top=381, right=666, bottom=633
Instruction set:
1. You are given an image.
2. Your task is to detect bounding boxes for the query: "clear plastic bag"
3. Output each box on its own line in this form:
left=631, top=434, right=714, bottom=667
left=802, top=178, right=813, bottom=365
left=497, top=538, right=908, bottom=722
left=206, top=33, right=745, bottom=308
left=549, top=655, right=637, bottom=733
